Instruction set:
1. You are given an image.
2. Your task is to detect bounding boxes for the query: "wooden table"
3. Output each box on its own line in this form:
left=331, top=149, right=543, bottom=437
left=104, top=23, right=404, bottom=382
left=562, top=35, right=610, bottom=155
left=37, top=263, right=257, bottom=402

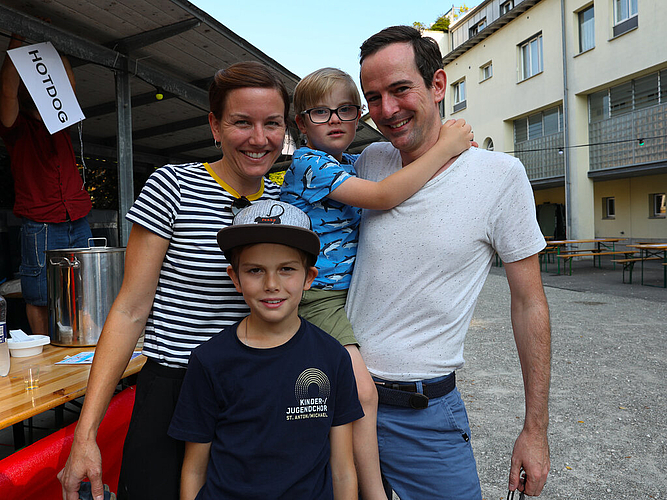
left=548, top=238, right=625, bottom=274
left=0, top=344, right=145, bottom=432
left=627, top=243, right=667, bottom=287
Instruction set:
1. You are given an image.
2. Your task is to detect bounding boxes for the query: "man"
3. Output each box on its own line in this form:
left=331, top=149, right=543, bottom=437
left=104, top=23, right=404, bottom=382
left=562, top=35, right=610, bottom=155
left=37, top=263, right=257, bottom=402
left=1, top=35, right=92, bottom=334
left=346, top=26, right=550, bottom=499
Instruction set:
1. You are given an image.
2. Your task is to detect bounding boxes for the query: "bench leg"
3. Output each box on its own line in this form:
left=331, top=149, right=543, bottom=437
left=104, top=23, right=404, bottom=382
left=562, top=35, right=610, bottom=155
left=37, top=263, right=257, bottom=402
left=622, top=262, right=635, bottom=284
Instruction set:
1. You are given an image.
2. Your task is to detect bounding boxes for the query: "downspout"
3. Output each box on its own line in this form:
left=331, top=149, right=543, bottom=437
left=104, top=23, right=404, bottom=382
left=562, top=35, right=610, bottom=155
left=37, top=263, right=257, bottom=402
left=561, top=0, right=572, bottom=238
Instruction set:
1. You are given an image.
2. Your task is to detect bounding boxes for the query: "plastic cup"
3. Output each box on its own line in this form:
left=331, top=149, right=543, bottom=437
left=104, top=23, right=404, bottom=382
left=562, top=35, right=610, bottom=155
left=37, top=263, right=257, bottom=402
left=23, top=366, right=40, bottom=390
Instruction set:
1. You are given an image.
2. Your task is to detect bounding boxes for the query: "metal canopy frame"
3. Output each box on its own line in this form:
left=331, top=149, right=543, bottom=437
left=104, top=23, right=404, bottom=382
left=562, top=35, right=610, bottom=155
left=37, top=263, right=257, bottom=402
left=0, top=0, right=385, bottom=244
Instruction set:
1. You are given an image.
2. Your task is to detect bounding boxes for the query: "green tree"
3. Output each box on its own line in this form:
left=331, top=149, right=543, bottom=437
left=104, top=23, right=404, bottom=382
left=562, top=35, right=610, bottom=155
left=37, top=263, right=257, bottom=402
left=430, top=14, right=450, bottom=32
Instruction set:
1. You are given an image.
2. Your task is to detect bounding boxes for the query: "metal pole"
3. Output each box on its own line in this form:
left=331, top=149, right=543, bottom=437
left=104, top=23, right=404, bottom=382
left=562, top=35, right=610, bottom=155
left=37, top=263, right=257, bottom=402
left=560, top=0, right=572, bottom=239
left=115, top=59, right=134, bottom=247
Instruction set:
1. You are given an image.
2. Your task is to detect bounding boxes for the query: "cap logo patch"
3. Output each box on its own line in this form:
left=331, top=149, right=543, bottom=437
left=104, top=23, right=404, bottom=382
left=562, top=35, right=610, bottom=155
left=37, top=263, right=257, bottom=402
left=254, top=203, right=285, bottom=224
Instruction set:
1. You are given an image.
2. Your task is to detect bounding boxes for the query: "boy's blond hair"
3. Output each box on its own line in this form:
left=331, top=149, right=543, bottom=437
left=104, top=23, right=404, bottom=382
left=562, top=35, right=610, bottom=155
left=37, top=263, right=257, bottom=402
left=294, top=68, right=361, bottom=115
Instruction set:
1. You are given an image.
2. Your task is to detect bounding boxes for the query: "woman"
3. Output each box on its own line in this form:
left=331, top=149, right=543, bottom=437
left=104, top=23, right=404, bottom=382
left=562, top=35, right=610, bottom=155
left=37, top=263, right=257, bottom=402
left=58, top=62, right=290, bottom=500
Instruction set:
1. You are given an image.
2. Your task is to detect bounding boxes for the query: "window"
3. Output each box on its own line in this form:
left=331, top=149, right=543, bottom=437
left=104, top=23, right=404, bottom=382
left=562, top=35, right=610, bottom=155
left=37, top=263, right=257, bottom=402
left=650, top=194, right=666, bottom=218
left=520, top=34, right=543, bottom=81
left=614, top=0, right=638, bottom=24
left=578, top=6, right=595, bottom=52
left=484, top=138, right=494, bottom=151
left=500, top=0, right=513, bottom=15
left=634, top=73, right=659, bottom=110
left=589, top=71, right=664, bottom=123
left=452, top=80, right=466, bottom=112
left=480, top=62, right=493, bottom=82
left=514, top=106, right=563, bottom=142
left=469, top=18, right=486, bottom=38
left=589, top=90, right=609, bottom=123
left=613, top=0, right=638, bottom=37
left=603, top=197, right=616, bottom=219
left=610, top=81, right=632, bottom=117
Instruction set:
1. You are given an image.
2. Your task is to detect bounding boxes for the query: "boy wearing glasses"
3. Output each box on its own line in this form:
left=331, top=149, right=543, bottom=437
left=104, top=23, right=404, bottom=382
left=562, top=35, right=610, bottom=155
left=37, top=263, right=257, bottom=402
left=280, top=67, right=473, bottom=498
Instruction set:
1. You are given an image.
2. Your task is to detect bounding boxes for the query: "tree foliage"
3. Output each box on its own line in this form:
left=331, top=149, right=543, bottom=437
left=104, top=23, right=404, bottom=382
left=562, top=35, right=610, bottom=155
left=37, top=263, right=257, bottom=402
left=430, top=14, right=450, bottom=32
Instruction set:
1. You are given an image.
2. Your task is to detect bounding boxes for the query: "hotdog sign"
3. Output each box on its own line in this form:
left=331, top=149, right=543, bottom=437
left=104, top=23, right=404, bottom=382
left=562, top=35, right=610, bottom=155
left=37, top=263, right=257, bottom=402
left=8, top=42, right=85, bottom=134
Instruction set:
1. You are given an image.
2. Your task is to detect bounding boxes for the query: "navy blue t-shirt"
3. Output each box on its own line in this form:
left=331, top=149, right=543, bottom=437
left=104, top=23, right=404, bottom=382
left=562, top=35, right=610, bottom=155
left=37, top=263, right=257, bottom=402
left=168, top=319, right=363, bottom=499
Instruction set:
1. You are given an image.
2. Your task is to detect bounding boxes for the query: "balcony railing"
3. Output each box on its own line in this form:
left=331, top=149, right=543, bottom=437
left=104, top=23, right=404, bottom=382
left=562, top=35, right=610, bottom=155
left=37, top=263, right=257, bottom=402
left=589, top=102, right=667, bottom=171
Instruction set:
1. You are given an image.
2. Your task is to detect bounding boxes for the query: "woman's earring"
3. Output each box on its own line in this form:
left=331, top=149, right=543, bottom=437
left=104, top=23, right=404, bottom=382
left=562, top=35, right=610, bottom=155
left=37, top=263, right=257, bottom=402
left=214, top=139, right=221, bottom=149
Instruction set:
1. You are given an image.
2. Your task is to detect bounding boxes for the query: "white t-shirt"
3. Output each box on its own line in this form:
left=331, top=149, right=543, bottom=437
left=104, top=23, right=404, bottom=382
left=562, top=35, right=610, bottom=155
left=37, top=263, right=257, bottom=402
left=346, top=145, right=545, bottom=381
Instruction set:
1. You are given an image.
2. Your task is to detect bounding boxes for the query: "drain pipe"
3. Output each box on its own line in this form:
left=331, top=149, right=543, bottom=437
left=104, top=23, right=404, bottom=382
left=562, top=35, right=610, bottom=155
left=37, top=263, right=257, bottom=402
left=560, top=0, right=572, bottom=239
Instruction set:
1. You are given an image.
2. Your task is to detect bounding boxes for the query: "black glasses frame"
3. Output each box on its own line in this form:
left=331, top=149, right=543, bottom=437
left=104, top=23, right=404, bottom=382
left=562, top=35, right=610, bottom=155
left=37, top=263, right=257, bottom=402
left=301, top=104, right=361, bottom=124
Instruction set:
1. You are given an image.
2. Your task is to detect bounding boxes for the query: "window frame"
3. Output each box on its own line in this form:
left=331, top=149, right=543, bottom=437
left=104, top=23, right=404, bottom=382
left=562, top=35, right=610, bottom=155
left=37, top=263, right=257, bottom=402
left=612, top=0, right=638, bottom=37
left=519, top=33, right=543, bottom=81
left=452, top=79, right=467, bottom=113
left=500, top=0, right=513, bottom=15
left=650, top=193, right=666, bottom=219
left=480, top=62, right=493, bottom=82
left=469, top=18, right=487, bottom=38
left=578, top=5, right=595, bottom=53
left=603, top=197, right=616, bottom=220
left=514, top=106, right=563, bottom=143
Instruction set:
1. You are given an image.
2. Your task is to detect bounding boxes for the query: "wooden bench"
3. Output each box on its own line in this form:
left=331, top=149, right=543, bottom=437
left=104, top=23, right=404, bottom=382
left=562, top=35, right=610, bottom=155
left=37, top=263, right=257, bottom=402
left=612, top=257, right=663, bottom=284
left=538, top=246, right=558, bottom=272
left=556, top=251, right=636, bottom=275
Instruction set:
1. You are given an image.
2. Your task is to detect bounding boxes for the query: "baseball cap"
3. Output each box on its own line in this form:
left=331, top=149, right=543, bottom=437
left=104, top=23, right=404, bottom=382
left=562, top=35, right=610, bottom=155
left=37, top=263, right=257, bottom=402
left=217, top=200, right=320, bottom=260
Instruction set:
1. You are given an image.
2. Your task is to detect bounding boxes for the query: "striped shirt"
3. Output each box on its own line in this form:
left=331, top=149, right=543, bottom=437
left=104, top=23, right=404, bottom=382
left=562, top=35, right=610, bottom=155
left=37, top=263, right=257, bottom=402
left=126, top=162, right=280, bottom=367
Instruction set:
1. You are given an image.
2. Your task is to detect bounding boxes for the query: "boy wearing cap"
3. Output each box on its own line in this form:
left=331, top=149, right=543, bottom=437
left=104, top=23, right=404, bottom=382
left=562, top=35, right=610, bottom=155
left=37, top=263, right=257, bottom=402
left=168, top=200, right=364, bottom=500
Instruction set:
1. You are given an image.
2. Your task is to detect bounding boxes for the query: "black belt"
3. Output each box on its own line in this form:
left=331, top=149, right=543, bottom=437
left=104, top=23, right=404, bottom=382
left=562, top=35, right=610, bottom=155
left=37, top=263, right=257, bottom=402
left=375, top=372, right=456, bottom=410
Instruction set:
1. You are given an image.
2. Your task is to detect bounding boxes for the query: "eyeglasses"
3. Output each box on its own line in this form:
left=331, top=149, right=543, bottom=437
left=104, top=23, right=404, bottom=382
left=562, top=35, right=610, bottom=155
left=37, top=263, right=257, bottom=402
left=229, top=196, right=251, bottom=216
left=301, top=104, right=361, bottom=124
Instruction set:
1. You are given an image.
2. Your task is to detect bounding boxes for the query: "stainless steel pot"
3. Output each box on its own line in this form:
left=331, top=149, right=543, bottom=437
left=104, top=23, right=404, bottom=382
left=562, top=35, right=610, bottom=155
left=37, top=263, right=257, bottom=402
left=47, top=238, right=125, bottom=346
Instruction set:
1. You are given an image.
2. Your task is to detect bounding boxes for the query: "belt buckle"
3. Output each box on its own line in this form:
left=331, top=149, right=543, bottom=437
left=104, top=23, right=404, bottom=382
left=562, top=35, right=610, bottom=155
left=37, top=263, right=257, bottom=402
left=409, top=393, right=429, bottom=409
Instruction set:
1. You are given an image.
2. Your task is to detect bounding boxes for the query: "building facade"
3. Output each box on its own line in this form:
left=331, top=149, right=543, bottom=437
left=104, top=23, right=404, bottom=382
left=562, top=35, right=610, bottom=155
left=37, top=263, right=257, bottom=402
left=436, top=0, right=667, bottom=241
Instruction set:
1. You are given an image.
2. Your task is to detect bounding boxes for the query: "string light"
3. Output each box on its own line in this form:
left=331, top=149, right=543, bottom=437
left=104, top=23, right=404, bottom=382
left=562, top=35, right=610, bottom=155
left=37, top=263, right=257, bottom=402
left=505, top=134, right=665, bottom=154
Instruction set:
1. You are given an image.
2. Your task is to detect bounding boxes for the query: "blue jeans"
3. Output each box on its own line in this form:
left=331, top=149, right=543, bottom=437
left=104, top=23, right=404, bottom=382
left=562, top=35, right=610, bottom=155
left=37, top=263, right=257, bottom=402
left=20, top=217, right=92, bottom=306
left=375, top=377, right=482, bottom=500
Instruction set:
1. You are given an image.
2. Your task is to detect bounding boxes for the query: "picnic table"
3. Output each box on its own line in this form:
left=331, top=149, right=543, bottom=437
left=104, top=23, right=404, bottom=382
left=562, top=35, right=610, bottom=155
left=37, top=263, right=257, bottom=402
left=627, top=243, right=667, bottom=287
left=0, top=344, right=145, bottom=447
left=547, top=238, right=627, bottom=275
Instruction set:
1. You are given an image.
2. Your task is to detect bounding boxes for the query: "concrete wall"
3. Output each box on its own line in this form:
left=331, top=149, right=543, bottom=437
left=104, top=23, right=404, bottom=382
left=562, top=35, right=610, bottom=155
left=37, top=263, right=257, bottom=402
left=593, top=174, right=667, bottom=240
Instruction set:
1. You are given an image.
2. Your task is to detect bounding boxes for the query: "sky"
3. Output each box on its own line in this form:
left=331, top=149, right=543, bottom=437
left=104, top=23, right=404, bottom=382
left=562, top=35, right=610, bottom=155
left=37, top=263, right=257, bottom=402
left=190, top=1, right=483, bottom=93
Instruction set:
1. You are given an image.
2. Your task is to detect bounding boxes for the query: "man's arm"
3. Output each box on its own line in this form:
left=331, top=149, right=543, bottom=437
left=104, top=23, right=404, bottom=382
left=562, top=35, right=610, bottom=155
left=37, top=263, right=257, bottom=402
left=0, top=35, right=24, bottom=128
left=180, top=441, right=211, bottom=500
left=503, top=253, right=551, bottom=496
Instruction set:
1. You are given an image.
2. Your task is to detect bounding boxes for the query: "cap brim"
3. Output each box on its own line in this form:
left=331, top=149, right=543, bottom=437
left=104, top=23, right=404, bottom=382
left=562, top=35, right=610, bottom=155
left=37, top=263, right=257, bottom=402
left=217, top=224, right=320, bottom=260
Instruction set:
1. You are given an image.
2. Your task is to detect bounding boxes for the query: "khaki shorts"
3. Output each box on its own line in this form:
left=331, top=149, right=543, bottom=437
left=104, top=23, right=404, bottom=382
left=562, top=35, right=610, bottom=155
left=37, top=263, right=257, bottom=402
left=299, top=288, right=359, bottom=346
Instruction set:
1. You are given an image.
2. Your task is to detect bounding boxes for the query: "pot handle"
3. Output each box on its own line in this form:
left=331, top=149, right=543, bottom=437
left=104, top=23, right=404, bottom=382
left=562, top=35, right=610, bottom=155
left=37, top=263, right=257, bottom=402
left=49, top=256, right=81, bottom=269
left=88, top=237, right=108, bottom=248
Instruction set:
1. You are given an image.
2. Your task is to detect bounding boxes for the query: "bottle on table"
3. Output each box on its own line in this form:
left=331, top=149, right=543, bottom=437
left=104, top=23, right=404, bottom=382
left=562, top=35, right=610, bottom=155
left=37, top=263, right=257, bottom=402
left=0, top=294, right=9, bottom=376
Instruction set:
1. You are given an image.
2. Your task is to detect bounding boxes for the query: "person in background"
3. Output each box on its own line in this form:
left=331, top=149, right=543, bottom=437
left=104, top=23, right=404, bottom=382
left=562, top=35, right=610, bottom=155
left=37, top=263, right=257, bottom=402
left=0, top=34, right=92, bottom=335
left=58, top=61, right=288, bottom=500
left=280, top=67, right=473, bottom=499
left=346, top=26, right=551, bottom=499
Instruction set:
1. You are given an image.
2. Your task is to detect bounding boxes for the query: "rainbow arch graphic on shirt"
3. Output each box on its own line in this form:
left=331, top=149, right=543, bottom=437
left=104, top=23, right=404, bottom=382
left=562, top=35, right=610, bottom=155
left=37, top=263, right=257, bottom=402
left=294, top=368, right=331, bottom=401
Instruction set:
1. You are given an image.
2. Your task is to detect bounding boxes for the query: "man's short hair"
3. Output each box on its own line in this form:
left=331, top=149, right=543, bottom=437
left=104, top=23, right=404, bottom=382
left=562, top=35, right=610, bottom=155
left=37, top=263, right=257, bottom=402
left=359, top=25, right=443, bottom=89
left=293, top=67, right=361, bottom=115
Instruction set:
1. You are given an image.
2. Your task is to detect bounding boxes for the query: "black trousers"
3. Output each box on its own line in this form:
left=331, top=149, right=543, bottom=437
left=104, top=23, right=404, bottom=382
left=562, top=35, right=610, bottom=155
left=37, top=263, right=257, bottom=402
left=117, top=359, right=186, bottom=500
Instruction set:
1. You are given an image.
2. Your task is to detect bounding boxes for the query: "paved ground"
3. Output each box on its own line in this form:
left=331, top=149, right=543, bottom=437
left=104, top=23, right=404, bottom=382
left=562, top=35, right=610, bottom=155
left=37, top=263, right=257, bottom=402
left=3, top=254, right=666, bottom=498
left=463, top=257, right=666, bottom=499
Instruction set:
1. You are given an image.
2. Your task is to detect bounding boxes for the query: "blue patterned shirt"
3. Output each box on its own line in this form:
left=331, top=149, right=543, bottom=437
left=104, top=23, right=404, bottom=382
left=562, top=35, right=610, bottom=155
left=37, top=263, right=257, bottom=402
left=280, top=147, right=360, bottom=290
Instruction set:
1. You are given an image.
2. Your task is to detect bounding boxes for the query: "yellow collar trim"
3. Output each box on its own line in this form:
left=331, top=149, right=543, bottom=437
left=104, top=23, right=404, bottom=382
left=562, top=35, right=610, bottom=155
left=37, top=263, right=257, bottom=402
left=204, top=163, right=265, bottom=200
